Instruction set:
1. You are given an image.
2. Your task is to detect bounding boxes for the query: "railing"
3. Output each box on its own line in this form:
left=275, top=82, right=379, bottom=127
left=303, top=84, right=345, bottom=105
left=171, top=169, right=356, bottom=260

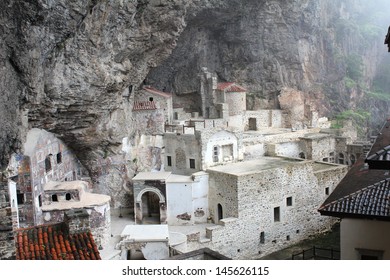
left=290, top=246, right=340, bottom=260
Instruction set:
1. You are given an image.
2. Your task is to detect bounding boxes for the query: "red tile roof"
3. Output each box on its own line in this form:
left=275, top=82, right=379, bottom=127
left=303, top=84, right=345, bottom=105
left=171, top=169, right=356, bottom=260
left=15, top=223, right=101, bottom=260
left=133, top=101, right=157, bottom=111
left=217, top=82, right=247, bottom=93
left=143, top=86, right=172, bottom=98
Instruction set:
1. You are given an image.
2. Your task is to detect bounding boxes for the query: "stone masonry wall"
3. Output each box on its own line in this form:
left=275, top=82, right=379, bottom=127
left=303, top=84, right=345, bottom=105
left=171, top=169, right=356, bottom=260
left=226, top=92, right=246, bottom=116
left=198, top=160, right=347, bottom=259
left=207, top=171, right=238, bottom=222
left=0, top=182, right=15, bottom=259
left=164, top=133, right=201, bottom=175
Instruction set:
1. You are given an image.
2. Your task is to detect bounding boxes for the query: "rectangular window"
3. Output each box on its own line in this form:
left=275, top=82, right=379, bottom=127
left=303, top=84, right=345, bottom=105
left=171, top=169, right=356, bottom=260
left=213, top=146, right=219, bottom=162
left=260, top=232, right=265, bottom=244
left=189, top=159, right=196, bottom=169
left=286, top=196, right=293, bottom=206
left=167, top=156, right=172, bottom=167
left=325, top=187, right=330, bottom=195
left=17, top=191, right=24, bottom=205
left=57, top=152, right=62, bottom=164
left=274, top=207, right=280, bottom=222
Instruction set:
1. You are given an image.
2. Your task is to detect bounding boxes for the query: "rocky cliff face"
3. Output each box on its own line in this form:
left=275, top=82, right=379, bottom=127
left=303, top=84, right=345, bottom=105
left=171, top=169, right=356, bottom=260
left=147, top=0, right=389, bottom=124
left=1, top=0, right=389, bottom=205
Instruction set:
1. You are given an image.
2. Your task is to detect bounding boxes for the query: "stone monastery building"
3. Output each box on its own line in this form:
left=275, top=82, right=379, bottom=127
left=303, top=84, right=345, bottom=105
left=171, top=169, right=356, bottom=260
left=0, top=67, right=370, bottom=260
left=124, top=68, right=368, bottom=259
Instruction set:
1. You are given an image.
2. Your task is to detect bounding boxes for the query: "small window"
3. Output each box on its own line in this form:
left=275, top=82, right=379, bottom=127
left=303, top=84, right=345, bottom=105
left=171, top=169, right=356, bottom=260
left=65, top=193, right=71, bottom=201
left=325, top=187, right=330, bottom=195
left=286, top=197, right=293, bottom=206
left=189, top=159, right=196, bottom=169
left=286, top=235, right=290, bottom=241
left=213, top=146, right=219, bottom=162
left=45, top=155, right=52, bottom=172
left=56, top=152, right=62, bottom=164
left=17, top=191, right=25, bottom=205
left=260, top=232, right=265, bottom=244
left=338, top=153, right=345, bottom=164
left=167, top=156, right=172, bottom=167
left=274, top=207, right=280, bottom=222
left=38, top=195, right=42, bottom=207
left=52, top=194, right=58, bottom=202
left=149, top=97, right=154, bottom=101
left=174, top=112, right=179, bottom=120
left=350, top=154, right=356, bottom=165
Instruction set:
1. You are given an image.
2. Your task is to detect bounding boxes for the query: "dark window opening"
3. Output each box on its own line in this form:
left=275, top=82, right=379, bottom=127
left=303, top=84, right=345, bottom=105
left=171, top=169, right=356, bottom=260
left=260, top=232, right=265, bottom=244
left=286, top=196, right=293, bottom=206
left=17, top=191, right=24, bottom=205
left=299, top=152, right=305, bottom=159
left=65, top=193, right=71, bottom=201
left=45, top=155, right=52, bottom=172
left=167, top=156, right=172, bottom=167
left=213, top=146, right=219, bottom=162
left=338, top=153, right=345, bottom=164
left=286, top=235, right=290, bottom=241
left=174, top=112, right=179, bottom=120
left=38, top=195, right=42, bottom=207
left=57, top=152, right=62, bottom=164
left=217, top=203, right=223, bottom=221
left=149, top=97, right=154, bottom=101
left=189, top=159, right=196, bottom=169
left=274, top=207, right=280, bottom=222
left=52, top=194, right=58, bottom=202
left=248, top=118, right=257, bottom=131
left=325, top=187, right=330, bottom=195
left=350, top=154, right=356, bottom=165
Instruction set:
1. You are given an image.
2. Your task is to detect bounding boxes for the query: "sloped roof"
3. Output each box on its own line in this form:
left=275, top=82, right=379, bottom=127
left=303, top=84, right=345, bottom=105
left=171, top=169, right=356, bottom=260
left=365, top=119, right=390, bottom=169
left=15, top=223, right=101, bottom=260
left=143, top=86, right=172, bottom=98
left=217, top=82, right=247, bottom=93
left=133, top=101, right=157, bottom=111
left=318, top=177, right=390, bottom=221
left=319, top=119, right=390, bottom=221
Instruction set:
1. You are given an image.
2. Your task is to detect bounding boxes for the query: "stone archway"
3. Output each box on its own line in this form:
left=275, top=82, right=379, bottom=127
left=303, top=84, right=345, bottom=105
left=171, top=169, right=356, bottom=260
left=135, top=187, right=166, bottom=224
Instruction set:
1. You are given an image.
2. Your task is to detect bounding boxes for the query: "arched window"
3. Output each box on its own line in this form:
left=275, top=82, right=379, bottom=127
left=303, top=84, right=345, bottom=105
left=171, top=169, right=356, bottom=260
left=217, top=203, right=223, bottom=221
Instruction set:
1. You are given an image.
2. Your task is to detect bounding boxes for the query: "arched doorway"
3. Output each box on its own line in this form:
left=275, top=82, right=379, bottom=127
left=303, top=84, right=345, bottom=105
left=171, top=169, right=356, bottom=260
left=141, top=191, right=161, bottom=224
